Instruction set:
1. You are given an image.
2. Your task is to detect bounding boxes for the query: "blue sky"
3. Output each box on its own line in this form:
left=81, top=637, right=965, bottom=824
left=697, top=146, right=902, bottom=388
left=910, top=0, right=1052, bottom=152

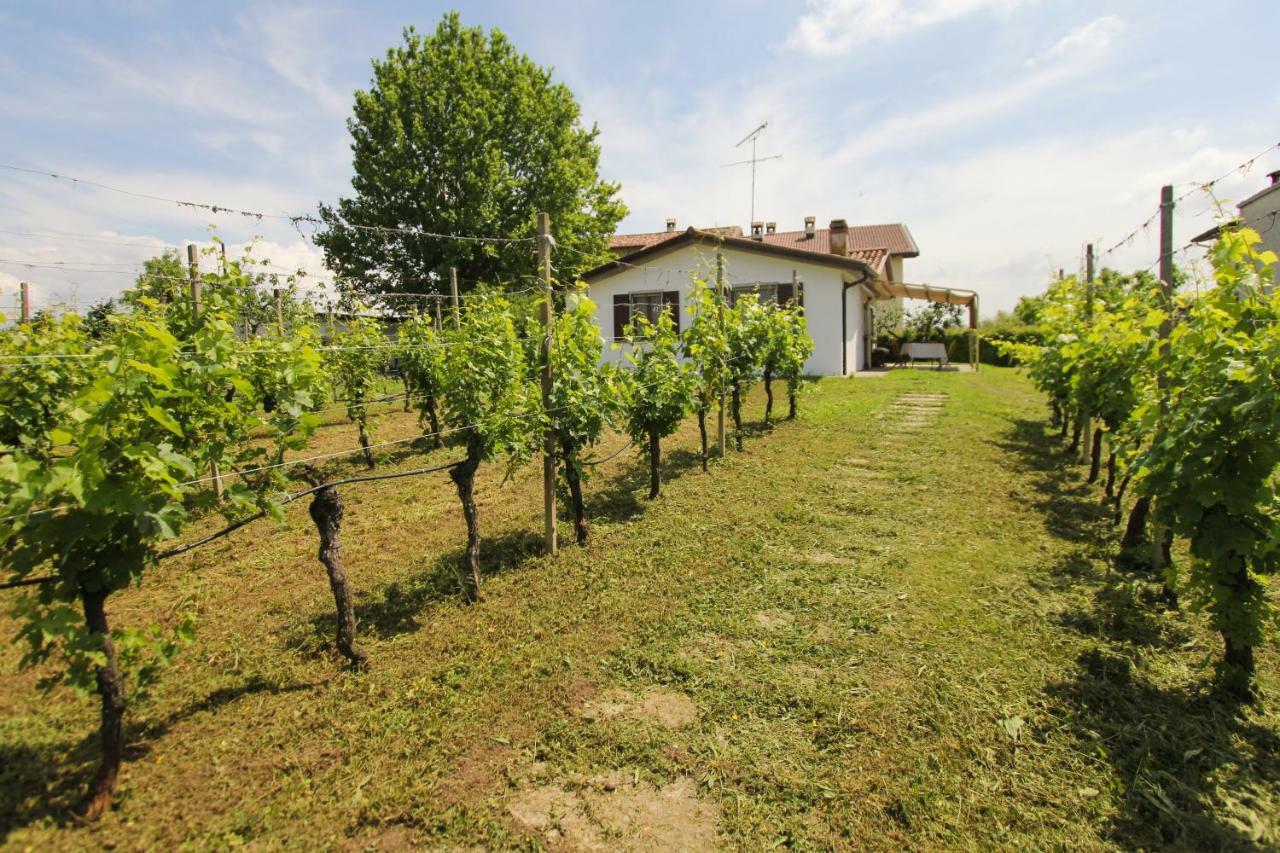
left=1, top=0, right=1277, bottom=315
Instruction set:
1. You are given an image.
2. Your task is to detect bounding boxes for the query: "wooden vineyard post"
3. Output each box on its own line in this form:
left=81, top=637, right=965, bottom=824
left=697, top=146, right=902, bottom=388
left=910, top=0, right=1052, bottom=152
left=19, top=281, right=30, bottom=322
left=1152, top=185, right=1175, bottom=576
left=433, top=293, right=443, bottom=332
left=537, top=212, right=557, bottom=556
left=716, top=250, right=727, bottom=458
left=273, top=287, right=284, bottom=336
left=1081, top=243, right=1095, bottom=461
left=187, top=244, right=223, bottom=499
left=450, top=267, right=460, bottom=328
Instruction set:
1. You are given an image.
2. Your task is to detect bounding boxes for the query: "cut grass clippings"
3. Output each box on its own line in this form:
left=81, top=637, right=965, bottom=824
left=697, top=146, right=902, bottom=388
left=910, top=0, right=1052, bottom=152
left=1, top=368, right=1276, bottom=849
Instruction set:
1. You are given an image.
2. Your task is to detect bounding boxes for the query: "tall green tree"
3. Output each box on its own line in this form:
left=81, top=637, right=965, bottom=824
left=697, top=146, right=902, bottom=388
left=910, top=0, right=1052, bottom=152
left=316, top=13, right=626, bottom=297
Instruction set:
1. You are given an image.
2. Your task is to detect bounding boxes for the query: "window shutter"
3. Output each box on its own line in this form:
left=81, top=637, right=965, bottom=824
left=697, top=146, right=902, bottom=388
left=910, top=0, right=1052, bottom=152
left=663, top=291, right=680, bottom=333
left=613, top=294, right=630, bottom=339
left=777, top=283, right=794, bottom=306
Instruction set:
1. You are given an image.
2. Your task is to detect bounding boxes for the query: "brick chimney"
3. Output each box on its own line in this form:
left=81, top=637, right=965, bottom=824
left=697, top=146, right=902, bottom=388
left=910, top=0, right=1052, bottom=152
left=765, top=221, right=777, bottom=235
left=829, top=218, right=848, bottom=257
left=804, top=216, right=816, bottom=239
left=1270, top=170, right=1280, bottom=187
left=665, top=217, right=677, bottom=232
left=750, top=220, right=764, bottom=241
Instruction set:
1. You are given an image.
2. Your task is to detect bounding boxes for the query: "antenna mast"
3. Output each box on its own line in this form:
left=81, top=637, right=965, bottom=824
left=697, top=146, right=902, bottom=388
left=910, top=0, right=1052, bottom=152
left=721, top=121, right=782, bottom=225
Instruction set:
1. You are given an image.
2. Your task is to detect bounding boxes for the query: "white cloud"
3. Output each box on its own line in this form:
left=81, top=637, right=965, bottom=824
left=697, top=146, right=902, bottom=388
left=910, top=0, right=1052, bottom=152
left=1026, top=15, right=1125, bottom=68
left=784, top=0, right=1026, bottom=56
left=238, top=7, right=352, bottom=118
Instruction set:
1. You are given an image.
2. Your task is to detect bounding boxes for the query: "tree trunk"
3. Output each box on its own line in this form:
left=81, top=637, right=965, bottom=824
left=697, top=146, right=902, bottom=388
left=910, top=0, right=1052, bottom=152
left=1087, top=429, right=1104, bottom=483
left=648, top=431, right=661, bottom=500
left=1122, top=496, right=1150, bottom=551
left=731, top=380, right=744, bottom=451
left=307, top=485, right=368, bottom=669
left=425, top=394, right=444, bottom=449
left=1068, top=419, right=1082, bottom=455
left=1104, top=451, right=1117, bottom=500
left=697, top=406, right=708, bottom=472
left=788, top=388, right=797, bottom=421
left=80, top=589, right=125, bottom=821
left=449, top=446, right=483, bottom=601
left=764, top=371, right=774, bottom=425
left=562, top=443, right=589, bottom=546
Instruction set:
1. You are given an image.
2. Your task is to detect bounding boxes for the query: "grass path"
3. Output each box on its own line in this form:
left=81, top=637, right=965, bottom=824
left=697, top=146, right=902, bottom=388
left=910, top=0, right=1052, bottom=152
left=1, top=368, right=1276, bottom=849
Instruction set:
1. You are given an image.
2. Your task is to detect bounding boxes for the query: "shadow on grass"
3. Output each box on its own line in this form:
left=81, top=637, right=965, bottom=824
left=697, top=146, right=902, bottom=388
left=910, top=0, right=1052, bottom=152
left=584, top=445, right=704, bottom=524
left=0, top=741, right=92, bottom=838
left=0, top=676, right=316, bottom=838
left=1046, top=649, right=1280, bottom=849
left=308, top=528, right=545, bottom=643
left=999, top=412, right=1277, bottom=848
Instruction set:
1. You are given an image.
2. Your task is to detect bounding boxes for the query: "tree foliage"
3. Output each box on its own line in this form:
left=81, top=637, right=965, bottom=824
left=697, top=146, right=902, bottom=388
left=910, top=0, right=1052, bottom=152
left=315, top=12, right=626, bottom=296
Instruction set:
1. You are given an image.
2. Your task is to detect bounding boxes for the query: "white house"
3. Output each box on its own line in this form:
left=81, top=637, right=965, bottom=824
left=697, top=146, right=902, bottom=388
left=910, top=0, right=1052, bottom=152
left=1191, top=169, right=1280, bottom=281
left=582, top=216, right=976, bottom=375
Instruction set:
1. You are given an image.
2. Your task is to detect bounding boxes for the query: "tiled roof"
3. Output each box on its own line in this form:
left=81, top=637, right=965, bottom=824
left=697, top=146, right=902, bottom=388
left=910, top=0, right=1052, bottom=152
left=760, top=225, right=918, bottom=258
left=610, top=225, right=742, bottom=251
left=608, top=223, right=917, bottom=266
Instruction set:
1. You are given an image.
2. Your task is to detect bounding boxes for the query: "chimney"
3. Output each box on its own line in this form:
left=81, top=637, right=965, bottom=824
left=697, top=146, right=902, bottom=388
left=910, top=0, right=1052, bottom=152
left=665, top=217, right=677, bottom=232
left=804, top=216, right=816, bottom=239
left=765, top=221, right=777, bottom=235
left=1270, top=170, right=1280, bottom=187
left=750, top=220, right=764, bottom=240
left=829, top=218, right=848, bottom=257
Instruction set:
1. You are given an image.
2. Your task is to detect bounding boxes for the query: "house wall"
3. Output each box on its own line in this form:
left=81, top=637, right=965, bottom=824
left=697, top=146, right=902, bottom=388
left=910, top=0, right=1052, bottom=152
left=584, top=243, right=867, bottom=375
left=1240, top=187, right=1280, bottom=282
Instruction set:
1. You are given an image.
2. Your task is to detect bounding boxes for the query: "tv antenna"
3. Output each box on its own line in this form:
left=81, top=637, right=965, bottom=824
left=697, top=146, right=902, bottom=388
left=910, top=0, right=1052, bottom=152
left=721, top=121, right=782, bottom=225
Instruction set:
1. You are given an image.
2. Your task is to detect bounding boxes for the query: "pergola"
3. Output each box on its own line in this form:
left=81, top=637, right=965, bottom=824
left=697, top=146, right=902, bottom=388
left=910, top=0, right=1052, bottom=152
left=862, top=279, right=981, bottom=370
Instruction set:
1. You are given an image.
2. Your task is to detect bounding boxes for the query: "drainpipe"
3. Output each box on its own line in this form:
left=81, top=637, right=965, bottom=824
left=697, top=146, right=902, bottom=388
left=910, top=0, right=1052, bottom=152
left=841, top=272, right=871, bottom=375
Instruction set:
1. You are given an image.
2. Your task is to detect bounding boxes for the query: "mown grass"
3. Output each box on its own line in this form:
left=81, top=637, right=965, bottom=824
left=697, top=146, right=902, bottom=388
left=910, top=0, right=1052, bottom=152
left=1, top=368, right=1276, bottom=849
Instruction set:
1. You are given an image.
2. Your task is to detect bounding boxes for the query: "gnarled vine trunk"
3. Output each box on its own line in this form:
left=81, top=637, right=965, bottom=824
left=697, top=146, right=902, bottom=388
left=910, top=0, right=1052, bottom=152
left=80, top=589, right=124, bottom=821
left=763, top=370, right=774, bottom=424
left=697, top=405, right=708, bottom=472
left=402, top=373, right=411, bottom=412
left=561, top=442, right=589, bottom=546
left=355, top=414, right=373, bottom=468
left=731, top=380, right=744, bottom=451
left=1050, top=401, right=1062, bottom=427
left=1087, top=429, right=1104, bottom=484
left=1113, top=473, right=1132, bottom=525
left=1104, top=451, right=1117, bottom=500
left=307, top=485, right=368, bottom=669
left=1122, top=496, right=1150, bottom=552
left=1068, top=419, right=1083, bottom=455
left=648, top=431, right=661, bottom=500
left=788, top=387, right=797, bottom=421
left=424, top=394, right=444, bottom=449
left=1059, top=408, right=1070, bottom=439
left=1218, top=554, right=1260, bottom=698
left=450, top=445, right=484, bottom=601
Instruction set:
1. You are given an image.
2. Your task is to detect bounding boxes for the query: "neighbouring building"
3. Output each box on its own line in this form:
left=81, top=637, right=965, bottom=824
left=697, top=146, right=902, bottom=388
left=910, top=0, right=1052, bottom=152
left=1191, top=169, right=1280, bottom=282
left=582, top=216, right=977, bottom=375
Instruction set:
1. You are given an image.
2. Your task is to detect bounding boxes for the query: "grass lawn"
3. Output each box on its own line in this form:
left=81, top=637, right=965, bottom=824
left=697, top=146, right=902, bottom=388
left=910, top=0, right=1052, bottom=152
left=1, top=367, right=1276, bottom=849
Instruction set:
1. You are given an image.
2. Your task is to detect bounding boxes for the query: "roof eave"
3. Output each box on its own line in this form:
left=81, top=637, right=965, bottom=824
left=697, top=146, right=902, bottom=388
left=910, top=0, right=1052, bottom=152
left=582, top=227, right=878, bottom=283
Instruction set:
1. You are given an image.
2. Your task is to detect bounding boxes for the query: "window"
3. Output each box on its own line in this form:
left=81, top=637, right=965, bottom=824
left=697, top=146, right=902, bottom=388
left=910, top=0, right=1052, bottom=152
left=613, top=290, right=680, bottom=338
left=728, top=282, right=801, bottom=307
